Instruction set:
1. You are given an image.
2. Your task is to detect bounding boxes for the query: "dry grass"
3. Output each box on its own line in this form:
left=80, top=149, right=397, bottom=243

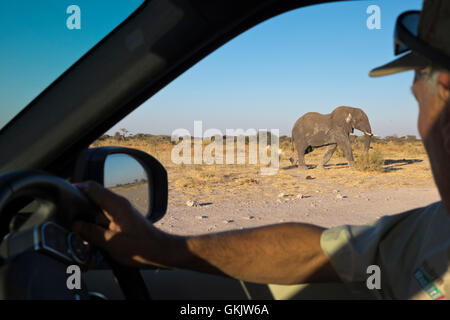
left=353, top=150, right=384, bottom=172
left=91, top=135, right=433, bottom=204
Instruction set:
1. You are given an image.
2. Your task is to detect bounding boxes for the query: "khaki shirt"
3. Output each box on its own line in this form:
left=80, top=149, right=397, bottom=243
left=320, top=202, right=450, bottom=299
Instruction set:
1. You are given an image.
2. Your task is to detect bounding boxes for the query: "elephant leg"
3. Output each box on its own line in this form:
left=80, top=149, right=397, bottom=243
left=289, top=153, right=298, bottom=166
left=321, top=144, right=337, bottom=167
left=336, top=136, right=354, bottom=167
left=296, top=144, right=308, bottom=169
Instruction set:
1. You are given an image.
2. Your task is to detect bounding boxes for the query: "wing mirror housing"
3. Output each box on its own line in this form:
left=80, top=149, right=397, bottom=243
left=74, top=147, right=168, bottom=223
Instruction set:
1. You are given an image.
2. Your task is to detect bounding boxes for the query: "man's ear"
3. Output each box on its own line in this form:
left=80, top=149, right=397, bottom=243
left=437, top=71, right=450, bottom=102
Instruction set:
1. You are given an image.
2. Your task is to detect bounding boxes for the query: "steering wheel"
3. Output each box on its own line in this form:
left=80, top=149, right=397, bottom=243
left=0, top=170, right=150, bottom=300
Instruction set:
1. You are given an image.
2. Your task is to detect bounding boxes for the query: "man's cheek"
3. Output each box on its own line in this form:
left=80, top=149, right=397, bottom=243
left=418, top=100, right=445, bottom=140
left=417, top=111, right=428, bottom=139
left=443, top=121, right=450, bottom=154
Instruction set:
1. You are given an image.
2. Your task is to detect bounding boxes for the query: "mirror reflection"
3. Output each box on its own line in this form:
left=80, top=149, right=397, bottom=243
left=104, top=153, right=149, bottom=216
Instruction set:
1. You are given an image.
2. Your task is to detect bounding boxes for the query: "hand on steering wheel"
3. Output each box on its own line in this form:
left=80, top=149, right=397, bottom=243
left=73, top=181, right=167, bottom=268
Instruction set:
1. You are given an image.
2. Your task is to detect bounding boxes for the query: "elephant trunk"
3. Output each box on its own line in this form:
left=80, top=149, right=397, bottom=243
left=363, top=134, right=371, bottom=152
left=357, top=120, right=372, bottom=152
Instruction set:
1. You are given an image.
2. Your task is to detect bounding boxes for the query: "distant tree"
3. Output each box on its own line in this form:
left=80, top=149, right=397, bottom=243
left=98, top=134, right=110, bottom=141
left=135, top=133, right=147, bottom=140
left=114, top=131, right=123, bottom=141
left=385, top=135, right=397, bottom=141
left=371, top=135, right=382, bottom=143
left=384, top=134, right=404, bottom=145
left=120, top=128, right=130, bottom=140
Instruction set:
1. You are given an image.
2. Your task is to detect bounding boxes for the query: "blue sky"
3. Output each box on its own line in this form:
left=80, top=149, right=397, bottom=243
left=109, top=0, right=423, bottom=138
left=1, top=0, right=423, bottom=138
left=104, top=153, right=147, bottom=187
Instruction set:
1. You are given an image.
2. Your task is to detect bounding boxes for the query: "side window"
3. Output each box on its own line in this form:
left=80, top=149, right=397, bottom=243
left=0, top=0, right=144, bottom=130
left=93, top=0, right=437, bottom=235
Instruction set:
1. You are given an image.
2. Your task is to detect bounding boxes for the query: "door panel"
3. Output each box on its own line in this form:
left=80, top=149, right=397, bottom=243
left=85, top=269, right=376, bottom=300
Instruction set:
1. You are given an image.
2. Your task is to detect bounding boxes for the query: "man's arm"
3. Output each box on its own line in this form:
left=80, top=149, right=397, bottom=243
left=73, top=181, right=340, bottom=285
left=176, top=223, right=340, bottom=284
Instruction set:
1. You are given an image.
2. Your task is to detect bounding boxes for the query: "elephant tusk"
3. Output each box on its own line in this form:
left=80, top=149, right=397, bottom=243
left=363, top=131, right=376, bottom=137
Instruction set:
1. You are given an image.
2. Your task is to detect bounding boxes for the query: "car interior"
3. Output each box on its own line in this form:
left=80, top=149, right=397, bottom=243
left=0, top=0, right=420, bottom=300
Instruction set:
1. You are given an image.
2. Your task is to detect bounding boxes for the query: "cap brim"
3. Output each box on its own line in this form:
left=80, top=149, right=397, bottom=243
left=369, top=52, right=432, bottom=77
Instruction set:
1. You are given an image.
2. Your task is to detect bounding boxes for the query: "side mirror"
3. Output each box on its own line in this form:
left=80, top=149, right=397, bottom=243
left=74, top=147, right=168, bottom=223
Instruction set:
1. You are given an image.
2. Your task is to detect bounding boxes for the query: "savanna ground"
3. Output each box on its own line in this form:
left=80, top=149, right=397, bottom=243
left=92, top=134, right=440, bottom=235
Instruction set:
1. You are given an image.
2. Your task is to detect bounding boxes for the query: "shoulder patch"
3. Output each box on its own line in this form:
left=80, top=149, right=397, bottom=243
left=413, top=268, right=446, bottom=300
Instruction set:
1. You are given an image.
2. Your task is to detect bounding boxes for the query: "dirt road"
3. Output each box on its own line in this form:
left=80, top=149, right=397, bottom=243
left=154, top=185, right=440, bottom=235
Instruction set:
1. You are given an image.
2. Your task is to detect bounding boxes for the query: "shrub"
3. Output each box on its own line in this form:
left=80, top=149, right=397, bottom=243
left=353, top=150, right=384, bottom=172
left=334, top=146, right=344, bottom=158
left=406, top=135, right=418, bottom=142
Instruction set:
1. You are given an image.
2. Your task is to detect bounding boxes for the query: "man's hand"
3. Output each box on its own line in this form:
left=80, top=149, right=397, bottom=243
left=72, top=181, right=174, bottom=268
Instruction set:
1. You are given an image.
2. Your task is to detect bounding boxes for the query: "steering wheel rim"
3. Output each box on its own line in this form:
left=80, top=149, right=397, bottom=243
left=0, top=169, right=150, bottom=300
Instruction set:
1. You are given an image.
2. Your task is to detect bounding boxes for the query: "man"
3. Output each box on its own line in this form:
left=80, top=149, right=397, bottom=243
left=73, top=0, right=450, bottom=299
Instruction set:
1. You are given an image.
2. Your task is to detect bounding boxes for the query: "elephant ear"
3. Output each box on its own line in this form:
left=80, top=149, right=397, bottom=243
left=332, top=108, right=353, bottom=134
left=345, top=113, right=352, bottom=124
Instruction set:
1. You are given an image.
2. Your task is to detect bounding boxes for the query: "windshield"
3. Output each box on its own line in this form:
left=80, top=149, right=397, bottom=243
left=97, top=0, right=432, bottom=238
left=0, top=0, right=144, bottom=130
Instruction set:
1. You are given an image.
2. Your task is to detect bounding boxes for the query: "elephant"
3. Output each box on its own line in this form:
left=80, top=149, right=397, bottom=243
left=290, top=106, right=373, bottom=169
